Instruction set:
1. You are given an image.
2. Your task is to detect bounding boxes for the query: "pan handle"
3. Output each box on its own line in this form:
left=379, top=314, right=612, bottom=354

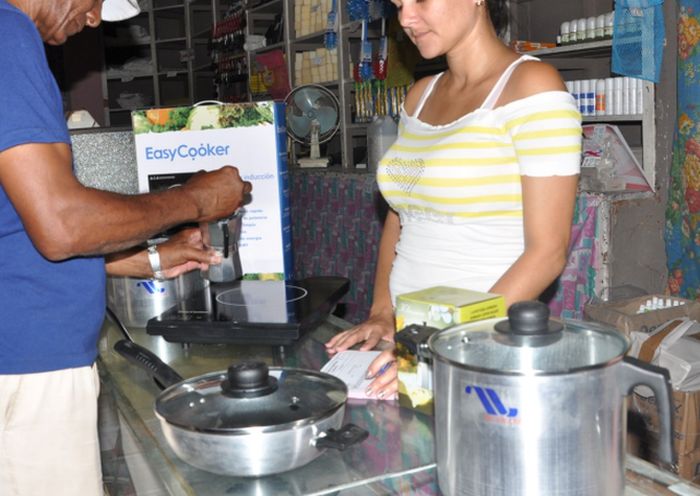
left=315, top=423, right=368, bottom=451
left=114, top=339, right=184, bottom=389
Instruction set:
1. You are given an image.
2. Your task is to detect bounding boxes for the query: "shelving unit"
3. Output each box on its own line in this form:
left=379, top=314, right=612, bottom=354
left=509, top=0, right=675, bottom=298
left=525, top=39, right=657, bottom=189
left=241, top=0, right=392, bottom=168
left=101, top=0, right=221, bottom=127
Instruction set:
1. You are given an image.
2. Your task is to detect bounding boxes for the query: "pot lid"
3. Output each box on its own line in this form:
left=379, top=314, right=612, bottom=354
left=428, top=301, right=629, bottom=375
left=155, top=362, right=348, bottom=433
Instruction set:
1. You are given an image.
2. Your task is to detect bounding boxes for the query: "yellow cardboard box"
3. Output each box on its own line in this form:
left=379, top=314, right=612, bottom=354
left=395, top=286, right=505, bottom=331
left=395, top=286, right=506, bottom=413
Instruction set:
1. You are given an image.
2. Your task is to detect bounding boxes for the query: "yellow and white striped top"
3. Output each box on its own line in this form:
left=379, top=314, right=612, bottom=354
left=377, top=60, right=582, bottom=301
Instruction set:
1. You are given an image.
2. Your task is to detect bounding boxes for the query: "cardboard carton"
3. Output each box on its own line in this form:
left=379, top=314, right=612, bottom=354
left=395, top=286, right=506, bottom=331
left=626, top=315, right=700, bottom=482
left=631, top=389, right=700, bottom=482
left=584, top=294, right=700, bottom=336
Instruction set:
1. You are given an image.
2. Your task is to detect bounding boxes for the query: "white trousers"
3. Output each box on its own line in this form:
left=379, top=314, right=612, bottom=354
left=0, top=365, right=103, bottom=496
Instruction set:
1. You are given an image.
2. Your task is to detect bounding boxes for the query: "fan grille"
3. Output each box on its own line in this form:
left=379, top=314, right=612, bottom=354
left=285, top=84, right=340, bottom=145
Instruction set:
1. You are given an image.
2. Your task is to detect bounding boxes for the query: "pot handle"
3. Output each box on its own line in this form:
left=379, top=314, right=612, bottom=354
left=114, top=339, right=184, bottom=390
left=619, top=356, right=675, bottom=466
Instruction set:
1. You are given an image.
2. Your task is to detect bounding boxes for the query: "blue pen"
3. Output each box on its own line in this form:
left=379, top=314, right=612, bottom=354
left=370, top=360, right=395, bottom=379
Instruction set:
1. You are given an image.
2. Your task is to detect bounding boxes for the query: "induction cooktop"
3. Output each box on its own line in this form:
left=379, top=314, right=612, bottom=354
left=146, top=276, right=350, bottom=345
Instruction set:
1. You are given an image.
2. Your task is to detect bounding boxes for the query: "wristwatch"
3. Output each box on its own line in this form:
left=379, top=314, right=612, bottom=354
left=147, top=245, right=165, bottom=281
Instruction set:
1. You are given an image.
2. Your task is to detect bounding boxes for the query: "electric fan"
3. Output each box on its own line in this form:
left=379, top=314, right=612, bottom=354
left=285, top=84, right=340, bottom=167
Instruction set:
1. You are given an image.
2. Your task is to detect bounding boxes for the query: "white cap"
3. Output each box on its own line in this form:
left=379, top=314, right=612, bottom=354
left=102, top=0, right=141, bottom=22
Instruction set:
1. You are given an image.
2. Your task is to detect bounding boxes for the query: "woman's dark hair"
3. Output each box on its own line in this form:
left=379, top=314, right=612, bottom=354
left=487, top=0, right=509, bottom=36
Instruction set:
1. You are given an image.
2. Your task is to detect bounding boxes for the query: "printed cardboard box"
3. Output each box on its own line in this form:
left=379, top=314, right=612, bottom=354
left=584, top=294, right=700, bottom=336
left=631, top=386, right=700, bottom=482
left=394, top=286, right=506, bottom=414
left=626, top=316, right=700, bottom=482
left=131, top=102, right=292, bottom=279
left=395, top=286, right=506, bottom=331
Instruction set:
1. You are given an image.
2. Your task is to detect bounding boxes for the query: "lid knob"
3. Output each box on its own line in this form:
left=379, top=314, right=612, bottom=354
left=221, top=361, right=278, bottom=398
left=494, top=301, right=563, bottom=345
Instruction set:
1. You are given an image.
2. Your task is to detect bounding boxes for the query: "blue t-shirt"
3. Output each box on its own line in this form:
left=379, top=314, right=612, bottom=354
left=0, top=1, right=106, bottom=374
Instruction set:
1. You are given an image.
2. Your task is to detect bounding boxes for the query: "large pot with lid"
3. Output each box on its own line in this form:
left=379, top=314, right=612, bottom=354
left=114, top=340, right=368, bottom=477
left=427, top=301, right=674, bottom=496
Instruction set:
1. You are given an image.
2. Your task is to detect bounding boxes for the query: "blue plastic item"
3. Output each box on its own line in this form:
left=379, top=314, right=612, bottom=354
left=612, top=0, right=665, bottom=83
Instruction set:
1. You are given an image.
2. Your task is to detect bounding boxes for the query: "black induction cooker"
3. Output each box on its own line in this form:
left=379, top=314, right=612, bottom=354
left=146, top=276, right=350, bottom=345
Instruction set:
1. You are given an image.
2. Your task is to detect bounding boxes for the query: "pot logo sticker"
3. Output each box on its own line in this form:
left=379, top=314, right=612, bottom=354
left=137, top=280, right=166, bottom=295
left=466, top=386, right=520, bottom=425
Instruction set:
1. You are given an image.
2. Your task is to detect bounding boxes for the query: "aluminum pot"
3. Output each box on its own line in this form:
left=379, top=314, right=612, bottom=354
left=200, top=210, right=243, bottom=283
left=107, top=270, right=207, bottom=328
left=114, top=340, right=368, bottom=477
left=427, top=301, right=674, bottom=496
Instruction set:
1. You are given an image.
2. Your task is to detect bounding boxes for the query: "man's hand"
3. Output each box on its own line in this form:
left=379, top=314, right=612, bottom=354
left=105, top=227, right=221, bottom=279
left=181, top=166, right=252, bottom=222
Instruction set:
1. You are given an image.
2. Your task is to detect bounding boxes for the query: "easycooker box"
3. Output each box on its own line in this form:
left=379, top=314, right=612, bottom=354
left=131, top=102, right=292, bottom=280
left=394, top=286, right=506, bottom=413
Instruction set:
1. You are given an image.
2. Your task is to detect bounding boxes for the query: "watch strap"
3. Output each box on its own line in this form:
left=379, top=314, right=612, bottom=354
left=147, top=245, right=165, bottom=281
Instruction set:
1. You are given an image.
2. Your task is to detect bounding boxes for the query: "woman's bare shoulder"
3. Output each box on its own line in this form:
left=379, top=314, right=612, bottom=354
left=499, top=60, right=566, bottom=106
left=403, top=75, right=438, bottom=115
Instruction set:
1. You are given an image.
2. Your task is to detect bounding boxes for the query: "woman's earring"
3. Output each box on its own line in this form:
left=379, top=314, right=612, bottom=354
left=476, top=0, right=484, bottom=5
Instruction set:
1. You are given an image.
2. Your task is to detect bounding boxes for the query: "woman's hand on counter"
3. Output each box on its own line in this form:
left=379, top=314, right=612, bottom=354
left=325, top=311, right=395, bottom=355
left=325, top=311, right=398, bottom=400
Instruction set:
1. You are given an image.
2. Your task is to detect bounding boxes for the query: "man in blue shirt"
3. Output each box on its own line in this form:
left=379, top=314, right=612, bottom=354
left=0, top=1, right=251, bottom=494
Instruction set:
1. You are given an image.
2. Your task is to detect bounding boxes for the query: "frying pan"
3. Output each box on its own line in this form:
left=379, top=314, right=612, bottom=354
left=114, top=339, right=368, bottom=477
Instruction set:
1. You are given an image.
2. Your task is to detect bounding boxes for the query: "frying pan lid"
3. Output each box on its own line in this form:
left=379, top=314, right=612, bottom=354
left=155, top=362, right=348, bottom=433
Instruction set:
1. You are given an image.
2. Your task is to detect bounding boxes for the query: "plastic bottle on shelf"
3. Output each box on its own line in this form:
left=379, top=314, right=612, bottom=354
left=572, top=80, right=582, bottom=113
left=595, top=79, right=606, bottom=115
left=636, top=78, right=644, bottom=114
left=622, top=77, right=631, bottom=114
left=586, top=79, right=596, bottom=116
left=613, top=78, right=623, bottom=115
left=604, top=12, right=614, bottom=39
left=367, top=115, right=398, bottom=172
left=569, top=18, right=578, bottom=43
left=605, top=78, right=615, bottom=116
left=595, top=14, right=605, bottom=40
left=577, top=18, right=587, bottom=42
left=560, top=21, right=570, bottom=45
left=586, top=17, right=596, bottom=40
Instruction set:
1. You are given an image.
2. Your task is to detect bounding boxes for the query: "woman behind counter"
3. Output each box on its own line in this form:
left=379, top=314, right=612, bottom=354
left=326, top=0, right=581, bottom=398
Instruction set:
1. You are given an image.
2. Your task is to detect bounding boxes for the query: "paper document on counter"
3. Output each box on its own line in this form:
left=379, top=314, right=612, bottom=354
left=321, top=350, right=382, bottom=400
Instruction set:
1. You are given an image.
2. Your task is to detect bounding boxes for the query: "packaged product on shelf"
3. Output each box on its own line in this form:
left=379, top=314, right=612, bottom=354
left=579, top=123, right=652, bottom=192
